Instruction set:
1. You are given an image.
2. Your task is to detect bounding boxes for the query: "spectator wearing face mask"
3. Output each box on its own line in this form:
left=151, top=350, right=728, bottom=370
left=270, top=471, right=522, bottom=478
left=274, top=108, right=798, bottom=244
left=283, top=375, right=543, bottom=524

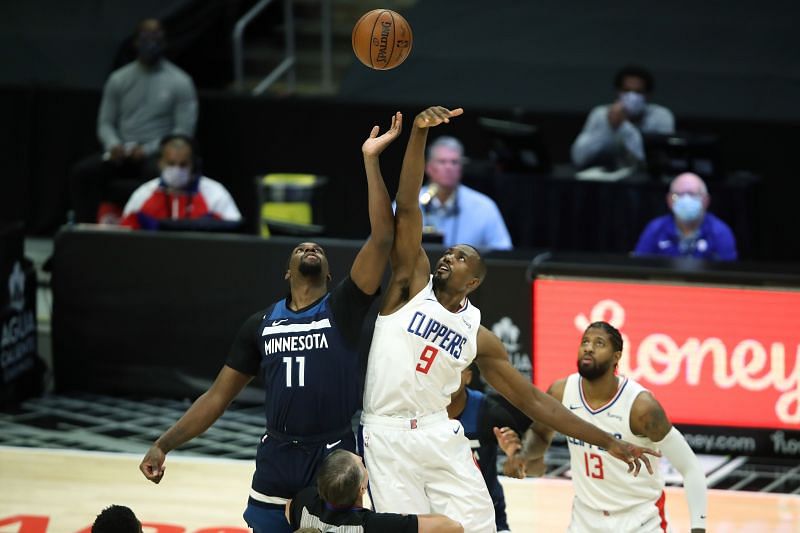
left=69, top=18, right=198, bottom=224
left=571, top=65, right=674, bottom=170
left=633, top=172, right=737, bottom=261
left=120, top=135, right=241, bottom=230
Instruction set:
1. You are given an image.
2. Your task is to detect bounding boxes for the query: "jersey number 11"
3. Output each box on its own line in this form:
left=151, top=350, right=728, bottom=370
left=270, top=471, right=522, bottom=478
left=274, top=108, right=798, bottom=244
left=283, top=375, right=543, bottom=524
left=283, top=356, right=306, bottom=387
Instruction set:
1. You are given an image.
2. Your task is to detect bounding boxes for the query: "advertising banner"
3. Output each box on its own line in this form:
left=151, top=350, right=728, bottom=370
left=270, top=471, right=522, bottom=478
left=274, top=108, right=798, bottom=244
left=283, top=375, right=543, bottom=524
left=533, top=277, right=800, bottom=432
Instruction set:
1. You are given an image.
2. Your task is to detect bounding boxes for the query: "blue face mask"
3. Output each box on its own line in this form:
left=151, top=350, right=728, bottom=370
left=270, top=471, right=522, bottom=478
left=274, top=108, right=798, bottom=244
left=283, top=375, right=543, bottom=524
left=672, top=194, right=704, bottom=223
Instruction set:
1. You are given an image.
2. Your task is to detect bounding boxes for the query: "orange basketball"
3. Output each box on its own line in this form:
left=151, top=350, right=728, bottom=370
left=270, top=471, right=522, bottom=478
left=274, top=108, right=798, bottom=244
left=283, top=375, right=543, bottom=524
left=351, top=9, right=413, bottom=70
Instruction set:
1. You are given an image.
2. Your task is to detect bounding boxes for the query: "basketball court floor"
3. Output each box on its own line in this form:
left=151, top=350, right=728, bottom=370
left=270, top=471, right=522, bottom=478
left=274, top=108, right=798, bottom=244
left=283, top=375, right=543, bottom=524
left=1, top=394, right=799, bottom=532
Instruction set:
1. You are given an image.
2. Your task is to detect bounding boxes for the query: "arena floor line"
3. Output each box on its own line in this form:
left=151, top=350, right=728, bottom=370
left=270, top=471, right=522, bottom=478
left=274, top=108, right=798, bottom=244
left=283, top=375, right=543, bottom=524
left=0, top=446, right=798, bottom=532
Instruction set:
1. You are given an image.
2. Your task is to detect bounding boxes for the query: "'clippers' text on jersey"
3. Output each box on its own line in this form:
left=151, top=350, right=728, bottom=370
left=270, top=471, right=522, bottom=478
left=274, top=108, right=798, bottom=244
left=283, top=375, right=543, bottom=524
left=406, top=311, right=468, bottom=358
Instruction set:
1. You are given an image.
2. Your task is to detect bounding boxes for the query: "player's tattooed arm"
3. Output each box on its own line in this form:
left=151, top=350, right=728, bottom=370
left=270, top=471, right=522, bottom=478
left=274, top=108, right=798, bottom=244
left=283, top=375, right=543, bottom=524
left=630, top=391, right=672, bottom=442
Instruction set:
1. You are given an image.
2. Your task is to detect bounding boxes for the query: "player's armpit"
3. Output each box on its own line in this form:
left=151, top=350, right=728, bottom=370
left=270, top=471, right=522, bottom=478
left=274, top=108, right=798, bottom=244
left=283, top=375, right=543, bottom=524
left=380, top=248, right=430, bottom=315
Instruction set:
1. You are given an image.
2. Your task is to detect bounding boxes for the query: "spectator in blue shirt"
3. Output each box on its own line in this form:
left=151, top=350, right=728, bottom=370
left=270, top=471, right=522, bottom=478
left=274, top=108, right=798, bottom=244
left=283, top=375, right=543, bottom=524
left=634, top=172, right=737, bottom=261
left=418, top=136, right=513, bottom=250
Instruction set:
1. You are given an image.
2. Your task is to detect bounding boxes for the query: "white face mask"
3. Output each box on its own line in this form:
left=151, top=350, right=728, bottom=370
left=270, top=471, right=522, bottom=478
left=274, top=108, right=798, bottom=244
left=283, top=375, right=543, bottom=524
left=620, top=91, right=646, bottom=117
left=672, top=194, right=704, bottom=223
left=162, top=165, right=191, bottom=189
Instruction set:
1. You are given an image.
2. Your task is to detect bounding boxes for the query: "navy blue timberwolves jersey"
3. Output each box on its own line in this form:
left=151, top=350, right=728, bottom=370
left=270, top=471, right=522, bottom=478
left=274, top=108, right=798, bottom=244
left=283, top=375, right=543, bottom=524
left=227, top=277, right=376, bottom=437
left=457, top=387, right=517, bottom=531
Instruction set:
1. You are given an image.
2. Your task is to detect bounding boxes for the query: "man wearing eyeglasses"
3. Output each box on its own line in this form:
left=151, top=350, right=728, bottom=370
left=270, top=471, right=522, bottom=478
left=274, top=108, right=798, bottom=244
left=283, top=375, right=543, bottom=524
left=633, top=172, right=737, bottom=260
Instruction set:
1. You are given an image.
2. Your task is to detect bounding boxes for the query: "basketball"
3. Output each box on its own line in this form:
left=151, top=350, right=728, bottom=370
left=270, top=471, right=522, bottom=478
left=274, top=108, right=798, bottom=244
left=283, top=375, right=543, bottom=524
left=351, top=9, right=413, bottom=70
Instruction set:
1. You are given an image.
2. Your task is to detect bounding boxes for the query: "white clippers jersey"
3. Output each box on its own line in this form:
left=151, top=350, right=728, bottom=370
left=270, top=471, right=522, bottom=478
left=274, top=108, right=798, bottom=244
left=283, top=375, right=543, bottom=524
left=363, top=276, right=480, bottom=418
left=562, top=373, right=664, bottom=512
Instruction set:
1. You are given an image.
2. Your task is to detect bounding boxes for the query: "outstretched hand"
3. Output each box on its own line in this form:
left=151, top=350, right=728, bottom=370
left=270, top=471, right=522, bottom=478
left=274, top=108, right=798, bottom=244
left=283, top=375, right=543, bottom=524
left=362, top=111, right=403, bottom=157
left=607, top=439, right=661, bottom=476
left=413, top=106, right=464, bottom=129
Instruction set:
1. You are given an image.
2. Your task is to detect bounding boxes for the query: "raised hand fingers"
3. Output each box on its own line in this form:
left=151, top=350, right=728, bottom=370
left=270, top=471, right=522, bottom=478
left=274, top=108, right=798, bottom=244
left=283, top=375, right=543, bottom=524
left=391, top=111, right=403, bottom=133
left=416, top=105, right=464, bottom=128
left=369, top=125, right=380, bottom=138
left=640, top=450, right=654, bottom=475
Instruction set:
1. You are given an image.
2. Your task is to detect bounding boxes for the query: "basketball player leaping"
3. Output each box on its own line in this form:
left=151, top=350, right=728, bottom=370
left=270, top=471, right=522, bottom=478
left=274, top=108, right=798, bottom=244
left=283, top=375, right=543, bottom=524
left=139, top=112, right=406, bottom=533
left=503, top=321, right=707, bottom=532
left=360, top=106, right=660, bottom=533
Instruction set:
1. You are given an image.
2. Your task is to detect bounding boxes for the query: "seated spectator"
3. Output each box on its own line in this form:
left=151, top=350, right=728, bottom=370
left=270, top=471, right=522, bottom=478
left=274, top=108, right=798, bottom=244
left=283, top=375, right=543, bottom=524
left=120, top=135, right=242, bottom=230
left=447, top=363, right=522, bottom=533
left=571, top=65, right=674, bottom=170
left=286, top=450, right=463, bottom=533
left=634, top=172, right=737, bottom=260
left=418, top=136, right=512, bottom=250
left=70, top=18, right=198, bottom=224
left=92, top=505, right=143, bottom=533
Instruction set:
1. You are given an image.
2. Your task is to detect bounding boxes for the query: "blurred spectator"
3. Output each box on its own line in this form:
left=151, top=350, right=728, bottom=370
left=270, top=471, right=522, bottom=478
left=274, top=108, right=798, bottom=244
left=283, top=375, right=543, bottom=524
left=571, top=65, right=674, bottom=170
left=70, top=18, right=198, bottom=224
left=447, top=363, right=521, bottom=533
left=120, top=135, right=241, bottom=230
left=634, top=172, right=737, bottom=260
left=287, top=450, right=463, bottom=533
left=92, top=505, right=142, bottom=533
left=418, top=136, right=512, bottom=250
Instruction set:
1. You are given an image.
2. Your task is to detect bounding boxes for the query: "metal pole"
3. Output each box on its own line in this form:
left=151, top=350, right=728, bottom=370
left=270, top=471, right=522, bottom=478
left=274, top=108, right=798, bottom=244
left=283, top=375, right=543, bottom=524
left=321, top=0, right=333, bottom=92
left=284, top=0, right=296, bottom=93
left=232, top=0, right=274, bottom=90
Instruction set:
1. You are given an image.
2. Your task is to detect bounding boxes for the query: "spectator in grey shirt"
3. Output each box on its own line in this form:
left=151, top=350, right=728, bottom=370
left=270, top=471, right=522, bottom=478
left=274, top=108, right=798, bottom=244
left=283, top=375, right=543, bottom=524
left=69, top=18, right=198, bottom=224
left=571, top=65, right=674, bottom=170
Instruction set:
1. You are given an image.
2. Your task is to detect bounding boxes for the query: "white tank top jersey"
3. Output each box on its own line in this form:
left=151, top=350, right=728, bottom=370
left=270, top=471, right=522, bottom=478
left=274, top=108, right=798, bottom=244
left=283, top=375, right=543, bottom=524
left=363, top=276, right=481, bottom=418
left=562, top=373, right=664, bottom=512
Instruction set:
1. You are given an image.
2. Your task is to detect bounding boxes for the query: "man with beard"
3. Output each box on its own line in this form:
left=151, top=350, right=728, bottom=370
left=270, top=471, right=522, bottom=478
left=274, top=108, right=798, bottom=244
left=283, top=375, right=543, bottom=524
left=139, top=111, right=403, bottom=533
left=360, top=106, right=659, bottom=533
left=504, top=322, right=708, bottom=532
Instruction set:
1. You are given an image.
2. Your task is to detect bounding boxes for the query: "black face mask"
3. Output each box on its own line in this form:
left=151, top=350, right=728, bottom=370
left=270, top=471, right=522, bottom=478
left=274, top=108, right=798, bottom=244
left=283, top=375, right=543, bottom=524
left=138, top=38, right=164, bottom=65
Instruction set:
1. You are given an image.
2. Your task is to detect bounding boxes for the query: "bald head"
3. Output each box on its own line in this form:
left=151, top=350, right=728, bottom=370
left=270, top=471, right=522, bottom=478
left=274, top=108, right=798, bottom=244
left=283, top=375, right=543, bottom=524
left=669, top=173, right=708, bottom=197
left=667, top=172, right=710, bottom=223
left=137, top=18, right=163, bottom=35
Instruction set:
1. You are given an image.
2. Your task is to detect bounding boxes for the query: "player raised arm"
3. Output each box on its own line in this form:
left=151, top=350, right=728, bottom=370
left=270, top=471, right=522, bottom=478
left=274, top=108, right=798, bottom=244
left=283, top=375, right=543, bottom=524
left=381, top=106, right=463, bottom=314
left=631, top=392, right=708, bottom=532
left=349, top=111, right=403, bottom=295
left=139, top=365, right=253, bottom=483
left=475, top=326, right=659, bottom=475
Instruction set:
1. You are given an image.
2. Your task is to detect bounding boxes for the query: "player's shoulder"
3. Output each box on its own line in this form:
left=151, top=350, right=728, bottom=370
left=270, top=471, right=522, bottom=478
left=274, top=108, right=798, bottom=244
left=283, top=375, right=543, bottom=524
left=629, top=387, right=672, bottom=439
left=547, top=377, right=569, bottom=401
left=630, top=386, right=661, bottom=415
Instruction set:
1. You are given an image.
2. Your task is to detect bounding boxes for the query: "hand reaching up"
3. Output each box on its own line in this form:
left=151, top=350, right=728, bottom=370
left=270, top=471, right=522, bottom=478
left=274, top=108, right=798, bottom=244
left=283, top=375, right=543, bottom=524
left=362, top=111, right=403, bottom=158
left=413, top=106, right=464, bottom=129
